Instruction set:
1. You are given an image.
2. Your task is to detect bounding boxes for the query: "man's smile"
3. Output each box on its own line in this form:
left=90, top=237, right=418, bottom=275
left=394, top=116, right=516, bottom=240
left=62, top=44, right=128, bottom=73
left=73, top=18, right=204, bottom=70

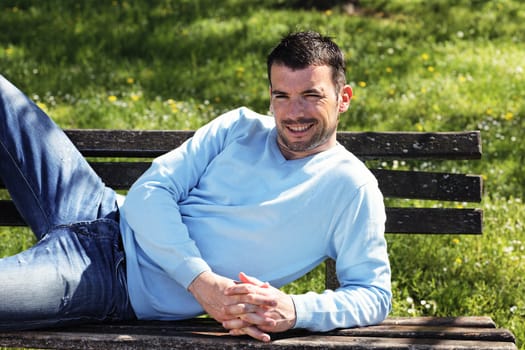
left=284, top=121, right=315, bottom=135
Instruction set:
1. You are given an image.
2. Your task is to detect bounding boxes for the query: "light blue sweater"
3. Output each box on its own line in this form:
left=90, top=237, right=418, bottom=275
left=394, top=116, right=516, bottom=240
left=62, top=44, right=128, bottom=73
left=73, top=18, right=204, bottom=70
left=120, top=107, right=391, bottom=331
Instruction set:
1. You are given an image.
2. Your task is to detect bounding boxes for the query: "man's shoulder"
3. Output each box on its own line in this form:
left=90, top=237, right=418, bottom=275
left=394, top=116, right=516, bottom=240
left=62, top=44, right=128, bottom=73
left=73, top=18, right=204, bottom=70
left=212, top=107, right=275, bottom=137
left=235, top=107, right=275, bottom=127
left=216, top=107, right=272, bottom=124
left=320, top=146, right=378, bottom=187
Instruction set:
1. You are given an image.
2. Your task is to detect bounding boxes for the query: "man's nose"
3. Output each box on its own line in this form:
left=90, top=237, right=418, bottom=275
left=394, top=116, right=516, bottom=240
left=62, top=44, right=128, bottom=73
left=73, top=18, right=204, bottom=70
left=288, top=97, right=306, bottom=118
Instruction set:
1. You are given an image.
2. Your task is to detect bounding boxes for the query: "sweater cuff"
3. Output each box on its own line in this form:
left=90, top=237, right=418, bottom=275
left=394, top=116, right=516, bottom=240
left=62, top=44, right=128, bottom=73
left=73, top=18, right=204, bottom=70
left=172, top=257, right=211, bottom=289
left=290, top=293, right=315, bottom=330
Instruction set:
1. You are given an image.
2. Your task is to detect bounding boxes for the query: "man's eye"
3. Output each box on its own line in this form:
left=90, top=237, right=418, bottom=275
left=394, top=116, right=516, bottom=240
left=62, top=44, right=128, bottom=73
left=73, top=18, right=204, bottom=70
left=305, top=94, right=322, bottom=100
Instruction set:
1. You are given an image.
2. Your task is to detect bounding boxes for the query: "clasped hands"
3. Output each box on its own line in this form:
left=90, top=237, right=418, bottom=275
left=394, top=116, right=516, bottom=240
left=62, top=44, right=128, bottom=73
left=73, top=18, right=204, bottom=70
left=188, top=270, right=296, bottom=342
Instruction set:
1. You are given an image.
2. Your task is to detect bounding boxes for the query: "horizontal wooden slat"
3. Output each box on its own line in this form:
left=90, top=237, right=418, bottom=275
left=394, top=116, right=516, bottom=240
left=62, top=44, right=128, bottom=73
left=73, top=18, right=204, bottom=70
left=336, top=325, right=515, bottom=342
left=382, top=316, right=496, bottom=328
left=0, top=317, right=515, bottom=350
left=65, top=129, right=194, bottom=157
left=89, top=164, right=483, bottom=202
left=91, top=162, right=149, bottom=189
left=373, top=169, right=482, bottom=202
left=337, top=131, right=482, bottom=160
left=0, top=332, right=516, bottom=350
left=0, top=201, right=483, bottom=235
left=63, top=130, right=482, bottom=160
left=386, top=207, right=483, bottom=234
left=1, top=165, right=483, bottom=203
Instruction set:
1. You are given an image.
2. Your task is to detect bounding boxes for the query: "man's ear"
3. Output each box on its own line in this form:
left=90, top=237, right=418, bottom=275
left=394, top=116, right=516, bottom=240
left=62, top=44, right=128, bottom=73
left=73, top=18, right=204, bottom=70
left=338, top=85, right=353, bottom=113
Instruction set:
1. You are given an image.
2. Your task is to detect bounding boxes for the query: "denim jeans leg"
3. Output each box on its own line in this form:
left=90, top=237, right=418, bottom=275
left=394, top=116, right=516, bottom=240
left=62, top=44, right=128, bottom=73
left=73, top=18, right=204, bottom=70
left=0, top=76, right=134, bottom=327
left=0, top=74, right=116, bottom=239
left=0, top=219, right=135, bottom=330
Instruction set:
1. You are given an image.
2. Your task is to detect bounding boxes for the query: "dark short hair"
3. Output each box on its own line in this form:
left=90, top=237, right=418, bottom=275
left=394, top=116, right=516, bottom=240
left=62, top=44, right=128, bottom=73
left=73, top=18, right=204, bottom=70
left=267, top=31, right=346, bottom=91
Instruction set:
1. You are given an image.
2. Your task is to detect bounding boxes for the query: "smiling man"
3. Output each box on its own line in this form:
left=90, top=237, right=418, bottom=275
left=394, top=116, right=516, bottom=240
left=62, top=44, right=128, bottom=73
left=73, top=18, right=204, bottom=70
left=0, top=31, right=390, bottom=343
left=120, top=31, right=391, bottom=341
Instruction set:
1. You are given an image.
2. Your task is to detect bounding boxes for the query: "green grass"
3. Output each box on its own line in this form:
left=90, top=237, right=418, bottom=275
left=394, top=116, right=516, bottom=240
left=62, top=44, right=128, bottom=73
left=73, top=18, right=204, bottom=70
left=1, top=0, right=524, bottom=348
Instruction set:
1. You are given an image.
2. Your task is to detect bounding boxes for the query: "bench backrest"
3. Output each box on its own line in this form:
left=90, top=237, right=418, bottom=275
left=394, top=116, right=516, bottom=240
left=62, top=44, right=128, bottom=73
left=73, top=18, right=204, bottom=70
left=0, top=129, right=483, bottom=288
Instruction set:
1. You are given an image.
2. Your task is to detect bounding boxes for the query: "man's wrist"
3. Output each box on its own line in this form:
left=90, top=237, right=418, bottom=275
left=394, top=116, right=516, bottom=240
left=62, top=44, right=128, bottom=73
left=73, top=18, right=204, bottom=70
left=188, top=270, right=214, bottom=294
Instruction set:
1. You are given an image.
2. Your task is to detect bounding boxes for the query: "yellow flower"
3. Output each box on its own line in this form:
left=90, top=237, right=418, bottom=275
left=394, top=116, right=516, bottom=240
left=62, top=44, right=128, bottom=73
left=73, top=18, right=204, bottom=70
left=5, top=47, right=14, bottom=57
left=358, top=81, right=367, bottom=88
left=458, top=75, right=466, bottom=83
left=385, top=67, right=392, bottom=73
left=486, top=108, right=493, bottom=115
left=324, top=9, right=333, bottom=16
left=455, top=257, right=463, bottom=265
left=452, top=238, right=460, bottom=245
left=421, top=53, right=430, bottom=61
left=415, top=123, right=424, bottom=132
left=427, top=66, right=435, bottom=73
left=421, top=87, right=427, bottom=94
left=235, top=67, right=245, bottom=78
left=504, top=112, right=514, bottom=121
left=108, top=95, right=117, bottom=103
left=126, top=77, right=134, bottom=84
left=167, top=99, right=178, bottom=113
left=130, top=93, right=140, bottom=102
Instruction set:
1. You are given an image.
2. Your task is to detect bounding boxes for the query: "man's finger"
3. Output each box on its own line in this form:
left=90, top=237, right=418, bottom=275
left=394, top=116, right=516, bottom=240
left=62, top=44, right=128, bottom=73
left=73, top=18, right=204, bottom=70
left=229, top=326, right=271, bottom=343
left=222, top=317, right=250, bottom=330
left=223, top=302, right=258, bottom=316
left=238, top=272, right=269, bottom=287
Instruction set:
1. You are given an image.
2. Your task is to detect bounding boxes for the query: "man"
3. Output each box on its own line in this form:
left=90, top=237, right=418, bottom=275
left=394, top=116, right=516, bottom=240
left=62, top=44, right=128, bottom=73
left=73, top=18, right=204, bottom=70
left=0, top=31, right=391, bottom=342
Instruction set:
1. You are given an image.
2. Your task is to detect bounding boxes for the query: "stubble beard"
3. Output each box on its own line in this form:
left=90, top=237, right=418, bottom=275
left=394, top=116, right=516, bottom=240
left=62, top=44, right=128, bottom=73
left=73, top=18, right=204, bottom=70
left=277, top=121, right=337, bottom=153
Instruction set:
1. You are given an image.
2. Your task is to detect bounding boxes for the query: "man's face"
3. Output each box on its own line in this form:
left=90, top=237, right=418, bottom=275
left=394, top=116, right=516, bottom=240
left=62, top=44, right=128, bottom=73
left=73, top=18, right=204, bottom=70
left=269, top=64, right=352, bottom=160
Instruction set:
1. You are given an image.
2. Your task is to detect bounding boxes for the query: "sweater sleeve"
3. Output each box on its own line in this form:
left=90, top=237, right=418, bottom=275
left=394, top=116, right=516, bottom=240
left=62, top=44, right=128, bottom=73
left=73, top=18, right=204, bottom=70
left=120, top=109, right=240, bottom=289
left=291, top=182, right=391, bottom=331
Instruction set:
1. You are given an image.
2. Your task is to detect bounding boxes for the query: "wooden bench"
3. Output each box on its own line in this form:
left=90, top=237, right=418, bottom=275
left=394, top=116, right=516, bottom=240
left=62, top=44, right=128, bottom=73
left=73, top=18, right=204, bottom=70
left=0, top=129, right=517, bottom=349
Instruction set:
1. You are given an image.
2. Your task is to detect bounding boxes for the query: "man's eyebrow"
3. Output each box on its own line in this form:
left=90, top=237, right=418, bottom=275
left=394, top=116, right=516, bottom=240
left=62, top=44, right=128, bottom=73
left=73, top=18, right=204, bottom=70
left=271, top=89, right=288, bottom=95
left=303, top=88, right=324, bottom=94
left=271, top=88, right=324, bottom=95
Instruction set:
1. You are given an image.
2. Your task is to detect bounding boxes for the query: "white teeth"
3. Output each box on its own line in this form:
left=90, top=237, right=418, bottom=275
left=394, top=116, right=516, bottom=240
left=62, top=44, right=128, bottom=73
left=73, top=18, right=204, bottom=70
left=288, top=125, right=310, bottom=132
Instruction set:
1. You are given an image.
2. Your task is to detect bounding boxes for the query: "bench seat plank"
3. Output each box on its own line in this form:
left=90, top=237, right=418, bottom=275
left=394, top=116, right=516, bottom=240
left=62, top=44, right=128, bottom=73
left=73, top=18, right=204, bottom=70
left=0, top=317, right=515, bottom=350
left=382, top=316, right=496, bottom=328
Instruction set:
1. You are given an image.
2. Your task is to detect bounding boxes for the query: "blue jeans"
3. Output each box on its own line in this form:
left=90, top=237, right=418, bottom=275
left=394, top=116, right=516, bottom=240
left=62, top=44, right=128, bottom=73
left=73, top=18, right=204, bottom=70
left=0, top=75, right=136, bottom=330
